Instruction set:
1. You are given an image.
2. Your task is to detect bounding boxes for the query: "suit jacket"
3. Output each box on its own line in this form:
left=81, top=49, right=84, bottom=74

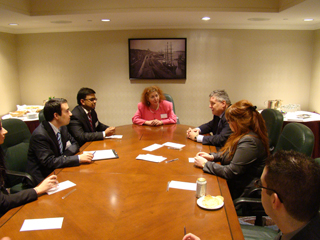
left=274, top=213, right=320, bottom=240
left=132, top=100, right=177, bottom=125
left=27, top=121, right=80, bottom=186
left=68, top=105, right=109, bottom=147
left=203, top=132, right=267, bottom=199
left=198, top=111, right=232, bottom=149
left=0, top=186, right=37, bottom=217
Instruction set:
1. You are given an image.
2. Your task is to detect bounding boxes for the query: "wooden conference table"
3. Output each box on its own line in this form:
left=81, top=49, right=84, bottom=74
left=0, top=124, right=244, bottom=240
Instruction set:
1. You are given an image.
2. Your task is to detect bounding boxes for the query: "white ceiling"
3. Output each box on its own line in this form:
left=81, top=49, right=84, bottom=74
left=0, top=0, right=320, bottom=34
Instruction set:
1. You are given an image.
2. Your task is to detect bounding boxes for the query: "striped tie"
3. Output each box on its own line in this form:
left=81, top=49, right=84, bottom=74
left=57, top=132, right=63, bottom=155
left=88, top=112, right=94, bottom=132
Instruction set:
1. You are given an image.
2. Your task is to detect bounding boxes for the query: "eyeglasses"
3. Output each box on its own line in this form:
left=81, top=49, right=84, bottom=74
left=84, top=98, right=97, bottom=102
left=254, top=179, right=283, bottom=203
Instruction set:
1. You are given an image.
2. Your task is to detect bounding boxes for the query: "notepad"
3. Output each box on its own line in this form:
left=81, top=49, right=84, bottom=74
left=105, top=135, right=123, bottom=139
left=84, top=149, right=119, bottom=160
left=136, top=154, right=167, bottom=163
left=20, top=217, right=64, bottom=231
left=168, top=180, right=197, bottom=191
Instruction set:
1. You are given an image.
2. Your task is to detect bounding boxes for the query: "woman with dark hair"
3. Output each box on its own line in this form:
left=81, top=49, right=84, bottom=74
left=194, top=100, right=269, bottom=199
left=132, top=86, right=177, bottom=126
left=0, top=121, right=58, bottom=217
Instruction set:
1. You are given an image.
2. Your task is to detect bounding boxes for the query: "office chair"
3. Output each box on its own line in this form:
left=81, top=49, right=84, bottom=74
left=261, top=109, right=283, bottom=154
left=164, top=93, right=180, bottom=124
left=1, top=119, right=36, bottom=193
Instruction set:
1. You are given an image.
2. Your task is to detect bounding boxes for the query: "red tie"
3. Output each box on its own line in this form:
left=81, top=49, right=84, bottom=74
left=88, top=112, right=94, bottom=132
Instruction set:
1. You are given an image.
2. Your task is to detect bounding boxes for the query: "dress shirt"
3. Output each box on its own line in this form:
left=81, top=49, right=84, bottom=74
left=196, top=113, right=223, bottom=143
left=81, top=107, right=105, bottom=137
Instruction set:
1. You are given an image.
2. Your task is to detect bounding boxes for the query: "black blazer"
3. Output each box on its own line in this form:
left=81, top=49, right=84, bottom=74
left=27, top=121, right=80, bottom=186
left=199, top=111, right=232, bottom=149
left=68, top=105, right=109, bottom=147
left=0, top=186, right=37, bottom=217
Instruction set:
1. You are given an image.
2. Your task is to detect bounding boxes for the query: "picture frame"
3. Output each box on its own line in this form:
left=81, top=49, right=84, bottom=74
left=129, top=38, right=186, bottom=80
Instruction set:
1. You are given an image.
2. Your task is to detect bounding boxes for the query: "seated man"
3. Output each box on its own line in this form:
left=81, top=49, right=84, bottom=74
left=27, top=98, right=93, bottom=186
left=186, top=89, right=232, bottom=149
left=183, top=150, right=320, bottom=240
left=68, top=87, right=115, bottom=147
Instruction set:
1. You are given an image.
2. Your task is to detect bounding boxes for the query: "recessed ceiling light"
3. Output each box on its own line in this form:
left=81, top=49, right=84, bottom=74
left=101, top=19, right=111, bottom=22
left=202, top=17, right=210, bottom=21
left=304, top=18, right=314, bottom=22
left=8, top=23, right=18, bottom=26
left=248, top=18, right=270, bottom=21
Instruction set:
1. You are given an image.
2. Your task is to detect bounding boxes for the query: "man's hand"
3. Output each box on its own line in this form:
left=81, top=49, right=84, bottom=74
left=105, top=127, right=115, bottom=136
left=187, top=128, right=200, bottom=141
left=79, top=152, right=94, bottom=163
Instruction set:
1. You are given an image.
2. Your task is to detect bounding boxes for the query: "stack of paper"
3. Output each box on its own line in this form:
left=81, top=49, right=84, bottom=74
left=136, top=154, right=167, bottom=163
left=168, top=180, right=197, bottom=191
left=162, top=142, right=185, bottom=149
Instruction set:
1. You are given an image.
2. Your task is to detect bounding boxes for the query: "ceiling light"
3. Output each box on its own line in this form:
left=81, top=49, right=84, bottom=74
left=304, top=18, right=314, bottom=22
left=8, top=23, right=18, bottom=26
left=101, top=19, right=111, bottom=22
left=202, top=17, right=210, bottom=21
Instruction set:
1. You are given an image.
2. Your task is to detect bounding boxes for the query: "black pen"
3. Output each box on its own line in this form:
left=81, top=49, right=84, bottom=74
left=184, top=226, right=186, bottom=235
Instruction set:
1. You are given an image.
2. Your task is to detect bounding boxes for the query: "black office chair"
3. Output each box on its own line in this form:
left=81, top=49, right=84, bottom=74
left=235, top=123, right=315, bottom=226
left=164, top=93, right=180, bottom=124
left=2, top=119, right=36, bottom=193
left=261, top=109, right=283, bottom=154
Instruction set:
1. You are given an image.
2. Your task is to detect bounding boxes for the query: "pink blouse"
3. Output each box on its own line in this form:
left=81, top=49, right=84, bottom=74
left=132, top=100, right=177, bottom=125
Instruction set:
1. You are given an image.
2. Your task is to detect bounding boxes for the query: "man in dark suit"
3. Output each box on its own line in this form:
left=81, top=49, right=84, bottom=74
left=183, top=150, right=320, bottom=240
left=27, top=98, right=93, bottom=186
left=68, top=87, right=115, bottom=147
left=186, top=89, right=232, bottom=149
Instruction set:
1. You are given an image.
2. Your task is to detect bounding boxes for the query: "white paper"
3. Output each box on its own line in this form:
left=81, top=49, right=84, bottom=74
left=84, top=150, right=117, bottom=160
left=142, top=144, right=164, bottom=152
left=47, top=180, right=76, bottom=195
left=105, top=135, right=123, bottom=139
left=169, top=181, right=197, bottom=191
left=136, top=154, right=167, bottom=163
left=284, top=111, right=320, bottom=122
left=189, top=158, right=195, bottom=163
left=20, top=217, right=64, bottom=231
left=162, top=142, right=185, bottom=149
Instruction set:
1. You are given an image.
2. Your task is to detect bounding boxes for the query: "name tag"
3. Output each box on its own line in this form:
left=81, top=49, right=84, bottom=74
left=161, top=114, right=168, bottom=119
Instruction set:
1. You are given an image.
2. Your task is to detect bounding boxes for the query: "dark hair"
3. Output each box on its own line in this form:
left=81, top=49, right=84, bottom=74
left=44, top=98, right=68, bottom=121
left=221, top=100, right=269, bottom=159
left=265, top=150, right=320, bottom=221
left=77, top=88, right=96, bottom=105
left=140, top=86, right=166, bottom=106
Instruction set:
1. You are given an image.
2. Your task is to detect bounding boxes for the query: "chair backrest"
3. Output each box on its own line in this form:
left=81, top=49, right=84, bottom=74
left=274, top=122, right=314, bottom=157
left=164, top=93, right=180, bottom=124
left=261, top=109, right=283, bottom=153
left=1, top=119, right=31, bottom=175
left=38, top=109, right=46, bottom=123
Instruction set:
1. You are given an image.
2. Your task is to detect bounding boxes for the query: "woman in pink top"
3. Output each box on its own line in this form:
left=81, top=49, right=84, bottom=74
left=132, top=86, right=177, bottom=126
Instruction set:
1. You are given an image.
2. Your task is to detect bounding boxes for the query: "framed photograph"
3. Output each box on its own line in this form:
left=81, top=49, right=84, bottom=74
left=129, top=38, right=186, bottom=80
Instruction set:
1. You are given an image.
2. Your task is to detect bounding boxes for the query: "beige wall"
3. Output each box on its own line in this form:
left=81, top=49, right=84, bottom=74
left=0, top=32, right=20, bottom=116
left=1, top=28, right=314, bottom=127
left=310, top=29, right=320, bottom=113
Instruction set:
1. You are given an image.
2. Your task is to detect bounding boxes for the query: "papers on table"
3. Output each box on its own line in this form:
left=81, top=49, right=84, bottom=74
left=143, top=142, right=186, bottom=152
left=83, top=149, right=119, bottom=160
left=105, top=135, right=123, bottom=139
left=142, top=144, right=163, bottom=151
left=136, top=154, right=167, bottom=163
left=168, top=180, right=197, bottom=191
left=20, top=217, right=64, bottom=231
left=284, top=111, right=320, bottom=122
left=47, top=180, right=76, bottom=195
left=189, top=158, right=195, bottom=163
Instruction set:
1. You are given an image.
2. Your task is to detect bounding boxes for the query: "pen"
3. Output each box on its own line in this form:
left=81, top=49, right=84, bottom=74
left=62, top=188, right=76, bottom=199
left=184, top=226, right=186, bottom=236
left=168, top=147, right=181, bottom=150
left=167, top=181, right=171, bottom=191
left=92, top=151, right=96, bottom=155
left=165, top=158, right=179, bottom=163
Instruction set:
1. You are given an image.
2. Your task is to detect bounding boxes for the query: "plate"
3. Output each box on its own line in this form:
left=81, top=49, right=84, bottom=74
left=197, top=196, right=224, bottom=210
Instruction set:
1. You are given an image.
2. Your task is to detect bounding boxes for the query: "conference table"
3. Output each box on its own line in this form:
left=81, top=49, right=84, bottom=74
left=0, top=124, right=244, bottom=240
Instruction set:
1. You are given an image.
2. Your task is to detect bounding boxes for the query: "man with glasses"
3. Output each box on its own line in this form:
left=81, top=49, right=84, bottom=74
left=68, top=88, right=115, bottom=147
left=183, top=150, right=320, bottom=240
